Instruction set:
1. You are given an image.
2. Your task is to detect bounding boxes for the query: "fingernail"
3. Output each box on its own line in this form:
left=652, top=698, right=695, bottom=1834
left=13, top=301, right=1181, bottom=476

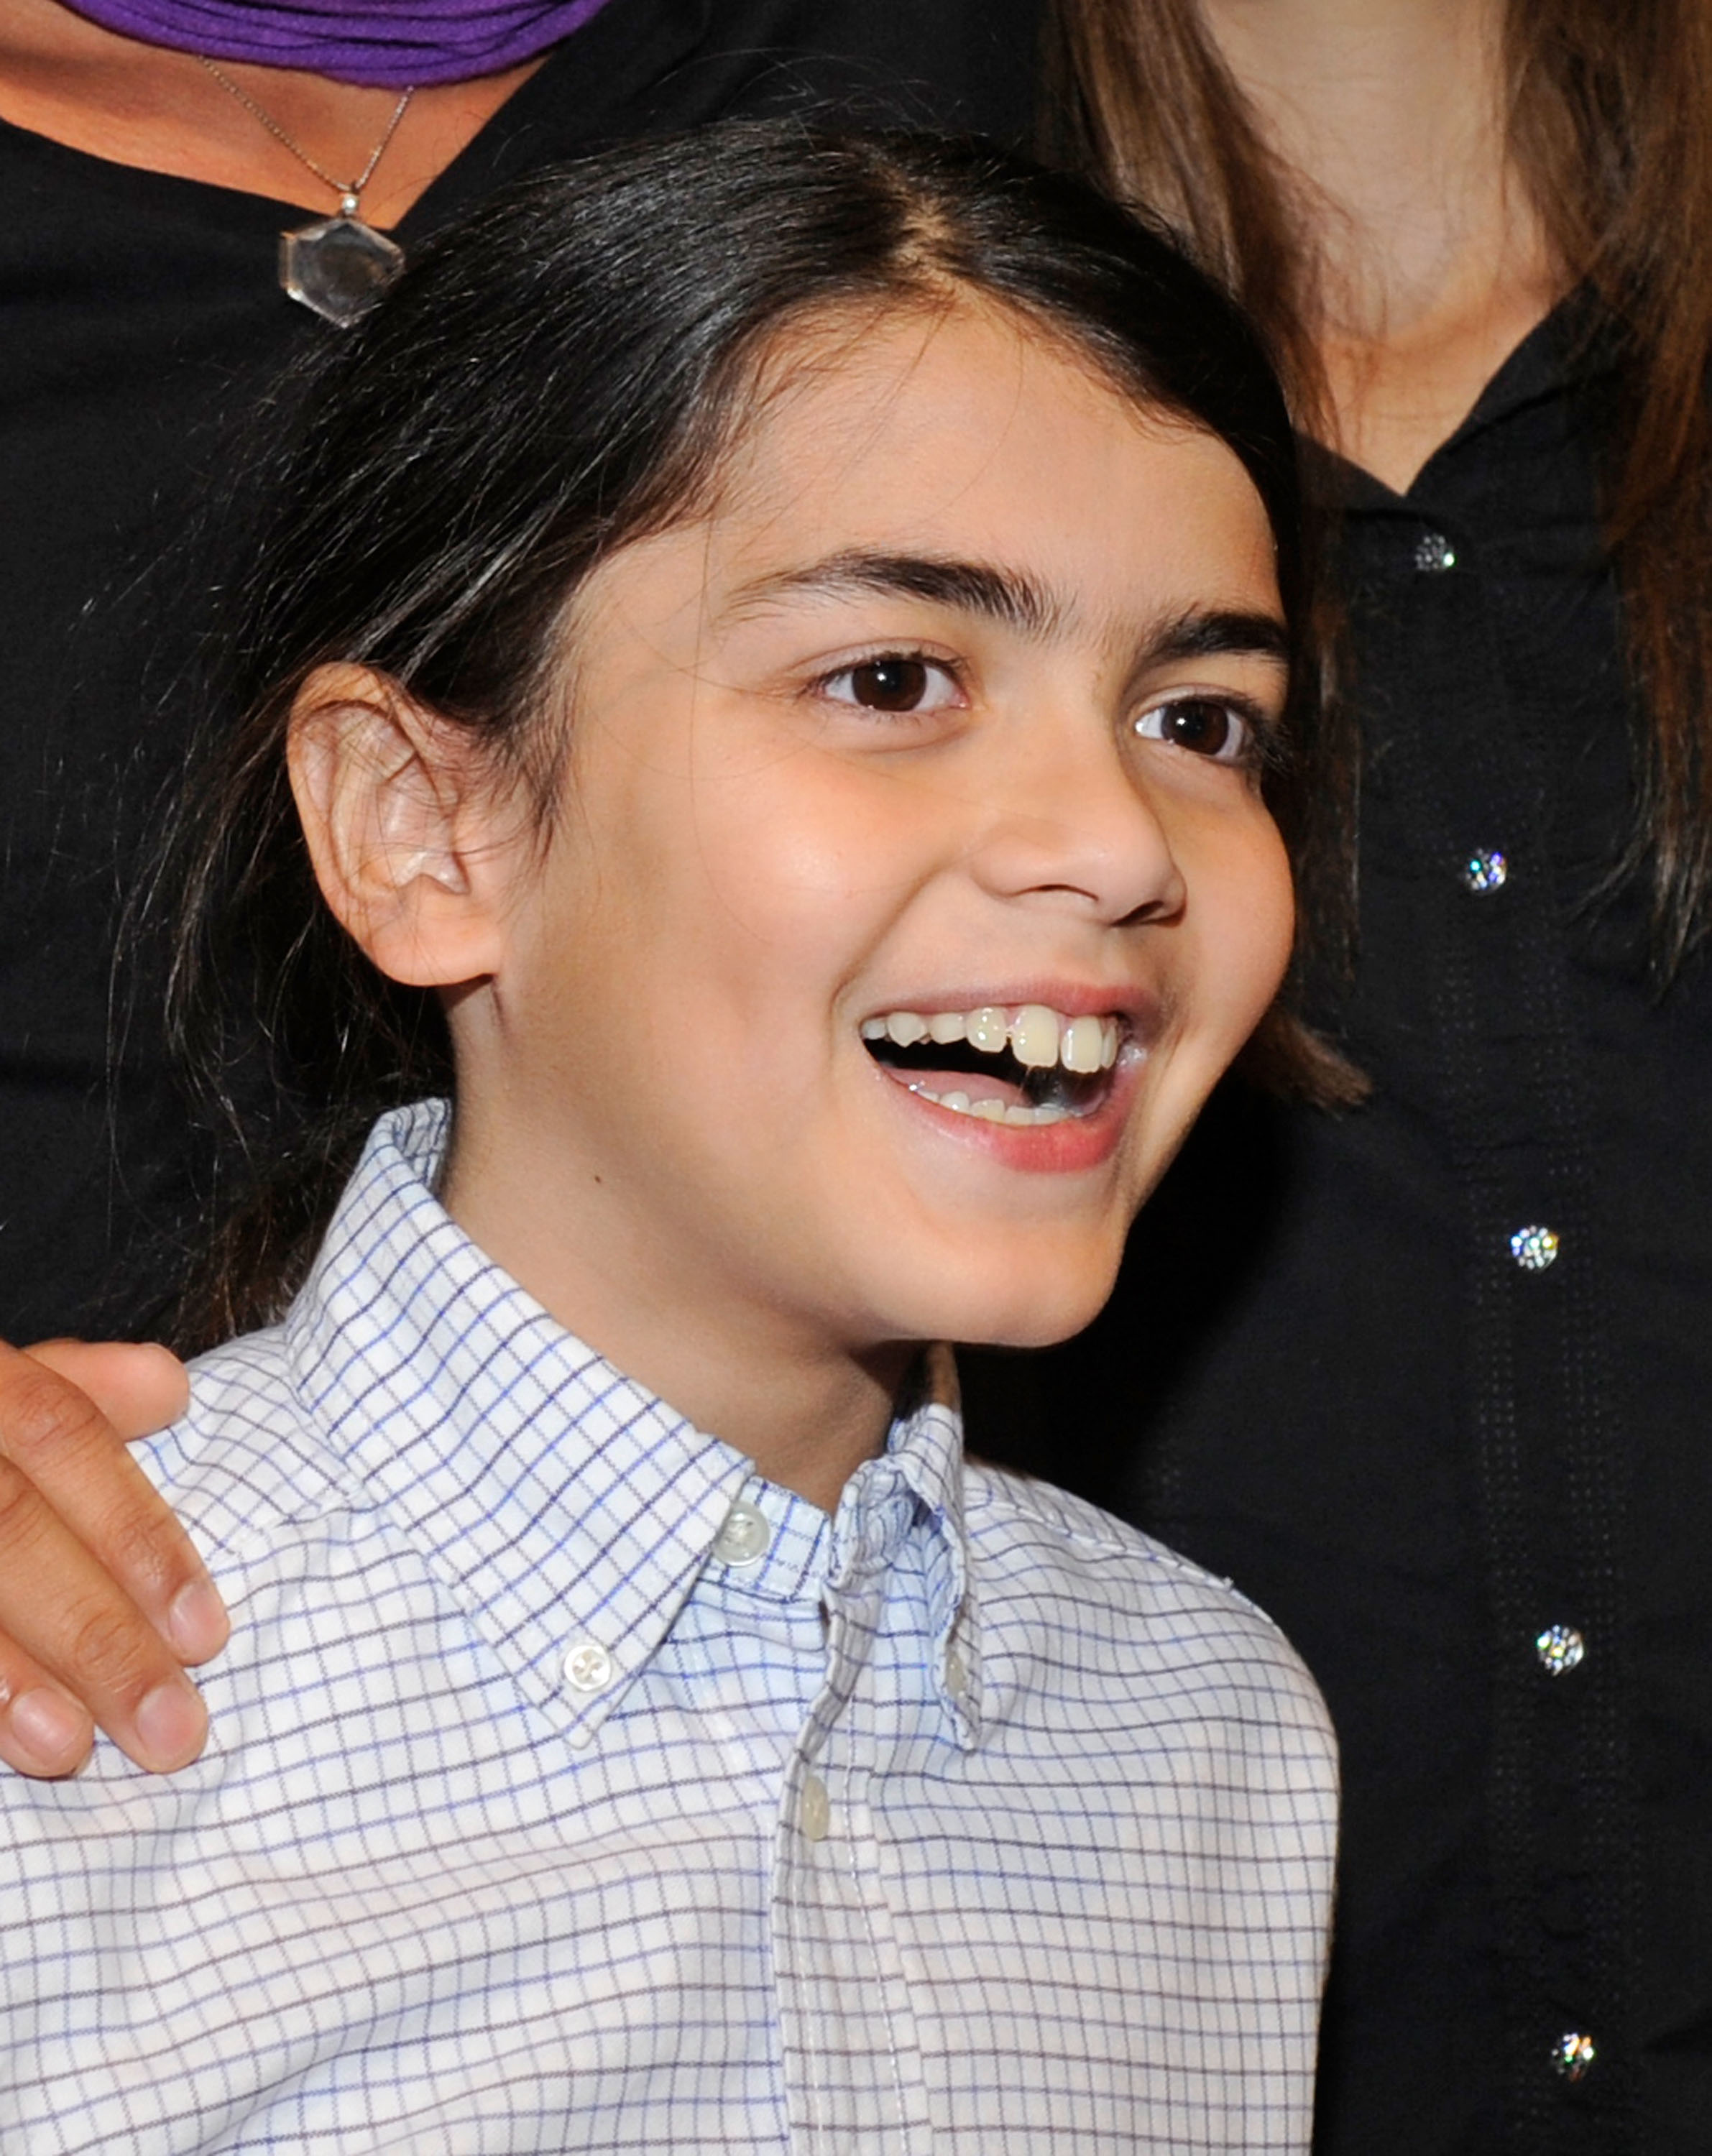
left=134, top=1680, right=208, bottom=1772
left=167, top=1577, right=229, bottom=1662
left=11, top=1686, right=86, bottom=1764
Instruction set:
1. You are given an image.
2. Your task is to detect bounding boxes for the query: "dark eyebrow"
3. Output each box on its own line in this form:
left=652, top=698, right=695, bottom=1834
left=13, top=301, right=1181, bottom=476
left=1144, top=608, right=1291, bottom=669
left=725, top=548, right=1290, bottom=672
left=725, top=548, right=1064, bottom=637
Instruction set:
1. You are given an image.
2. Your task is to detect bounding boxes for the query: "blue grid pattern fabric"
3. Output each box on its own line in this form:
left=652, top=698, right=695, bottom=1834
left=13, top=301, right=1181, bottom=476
left=0, top=1102, right=1337, bottom=2153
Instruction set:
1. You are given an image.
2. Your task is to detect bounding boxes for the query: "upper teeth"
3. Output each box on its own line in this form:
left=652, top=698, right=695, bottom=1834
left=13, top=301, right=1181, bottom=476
left=860, top=1003, right=1122, bottom=1073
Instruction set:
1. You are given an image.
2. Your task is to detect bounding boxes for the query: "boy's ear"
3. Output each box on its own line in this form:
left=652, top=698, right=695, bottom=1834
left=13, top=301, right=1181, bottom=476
left=287, top=664, right=515, bottom=989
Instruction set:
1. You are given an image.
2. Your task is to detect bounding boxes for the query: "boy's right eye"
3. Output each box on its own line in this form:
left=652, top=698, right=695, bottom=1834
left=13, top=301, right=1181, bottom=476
left=821, top=654, right=963, bottom=715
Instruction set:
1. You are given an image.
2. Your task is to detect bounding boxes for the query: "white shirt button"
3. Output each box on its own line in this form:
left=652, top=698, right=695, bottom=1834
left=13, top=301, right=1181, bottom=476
left=944, top=1646, right=969, bottom=1698
left=799, top=1773, right=831, bottom=1843
left=1536, top=1624, right=1586, bottom=1676
left=561, top=1639, right=614, bottom=1695
left=712, top=1498, right=770, bottom=1567
left=1509, top=1225, right=1560, bottom=1271
left=1462, top=847, right=1509, bottom=893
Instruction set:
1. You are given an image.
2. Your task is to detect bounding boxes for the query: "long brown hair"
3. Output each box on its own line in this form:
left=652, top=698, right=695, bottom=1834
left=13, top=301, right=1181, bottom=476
left=1046, top=0, right=1712, bottom=970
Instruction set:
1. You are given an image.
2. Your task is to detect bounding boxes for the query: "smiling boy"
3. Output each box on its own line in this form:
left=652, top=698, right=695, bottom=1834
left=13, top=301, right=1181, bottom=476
left=0, top=130, right=1335, bottom=2152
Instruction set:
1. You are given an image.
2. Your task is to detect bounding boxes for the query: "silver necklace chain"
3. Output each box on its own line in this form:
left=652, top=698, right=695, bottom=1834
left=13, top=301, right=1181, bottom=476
left=197, top=57, right=415, bottom=216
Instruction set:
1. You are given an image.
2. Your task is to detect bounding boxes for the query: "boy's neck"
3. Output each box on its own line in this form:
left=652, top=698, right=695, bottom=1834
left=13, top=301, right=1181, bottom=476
left=438, top=1115, right=911, bottom=1515
left=1200, top=0, right=1559, bottom=489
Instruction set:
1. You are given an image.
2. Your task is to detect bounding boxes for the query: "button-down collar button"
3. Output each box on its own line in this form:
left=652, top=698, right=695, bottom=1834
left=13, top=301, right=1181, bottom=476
left=1536, top=1623, right=1586, bottom=1675
left=1509, top=1224, right=1560, bottom=1271
left=944, top=1646, right=969, bottom=1699
left=561, top=1638, right=614, bottom=1695
left=712, top=1498, right=770, bottom=1567
left=799, top=1773, right=831, bottom=1843
left=1462, top=847, right=1509, bottom=893
left=1553, top=2032, right=1596, bottom=2082
left=1414, top=530, right=1458, bottom=572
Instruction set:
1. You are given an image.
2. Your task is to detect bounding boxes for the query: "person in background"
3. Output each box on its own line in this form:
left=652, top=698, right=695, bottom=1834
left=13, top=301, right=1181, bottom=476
left=967, top=1, right=1712, bottom=2150
left=0, top=0, right=1039, bottom=1776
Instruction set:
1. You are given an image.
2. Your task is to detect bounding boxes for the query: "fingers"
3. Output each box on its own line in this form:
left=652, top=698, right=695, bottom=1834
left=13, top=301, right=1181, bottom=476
left=0, top=1445, right=211, bottom=1777
left=26, top=1340, right=190, bottom=1442
left=0, top=1340, right=223, bottom=1777
left=9, top=1342, right=221, bottom=1657
left=0, top=1639, right=93, bottom=1778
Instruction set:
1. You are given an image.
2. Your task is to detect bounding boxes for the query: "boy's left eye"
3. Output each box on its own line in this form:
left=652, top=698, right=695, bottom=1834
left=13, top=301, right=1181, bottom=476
left=1133, top=694, right=1256, bottom=764
left=822, top=655, right=962, bottom=714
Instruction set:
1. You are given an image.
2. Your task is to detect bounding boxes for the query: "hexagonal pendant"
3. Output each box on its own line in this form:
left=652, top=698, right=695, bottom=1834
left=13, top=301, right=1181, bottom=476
left=279, top=215, right=405, bottom=328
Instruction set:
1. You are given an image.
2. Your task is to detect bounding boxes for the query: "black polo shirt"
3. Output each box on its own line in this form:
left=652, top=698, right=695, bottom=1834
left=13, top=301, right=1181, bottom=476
left=970, top=301, right=1712, bottom=2152
left=0, top=0, right=1041, bottom=1339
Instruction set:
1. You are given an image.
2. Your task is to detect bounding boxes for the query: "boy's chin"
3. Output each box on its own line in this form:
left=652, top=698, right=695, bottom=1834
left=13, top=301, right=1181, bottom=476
left=959, top=1304, right=1108, bottom=1354
left=915, top=1258, right=1122, bottom=1357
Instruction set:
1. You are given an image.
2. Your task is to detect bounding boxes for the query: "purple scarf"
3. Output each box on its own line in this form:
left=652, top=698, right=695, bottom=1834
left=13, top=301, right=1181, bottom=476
left=64, top=0, right=617, bottom=86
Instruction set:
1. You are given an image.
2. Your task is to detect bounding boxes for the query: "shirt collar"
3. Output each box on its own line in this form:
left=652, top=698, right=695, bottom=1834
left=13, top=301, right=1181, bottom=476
left=1325, top=280, right=1619, bottom=514
left=284, top=1101, right=975, bottom=1748
left=893, top=1347, right=982, bottom=1745
left=833, top=1345, right=980, bottom=1747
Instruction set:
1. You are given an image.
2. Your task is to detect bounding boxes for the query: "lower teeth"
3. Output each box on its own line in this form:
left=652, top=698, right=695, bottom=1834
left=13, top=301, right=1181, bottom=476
left=908, top=1084, right=1075, bottom=1125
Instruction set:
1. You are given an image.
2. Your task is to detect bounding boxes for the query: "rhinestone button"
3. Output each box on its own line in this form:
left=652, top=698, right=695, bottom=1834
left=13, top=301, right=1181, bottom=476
left=1414, top=530, right=1458, bottom=572
left=712, top=1498, right=771, bottom=1567
left=944, top=1646, right=969, bottom=1699
left=799, top=1773, right=831, bottom=1843
left=1462, top=847, right=1509, bottom=893
left=561, top=1639, right=614, bottom=1695
left=1510, top=1225, right=1561, bottom=1271
left=1536, top=1623, right=1586, bottom=1676
left=1553, top=2032, right=1596, bottom=2082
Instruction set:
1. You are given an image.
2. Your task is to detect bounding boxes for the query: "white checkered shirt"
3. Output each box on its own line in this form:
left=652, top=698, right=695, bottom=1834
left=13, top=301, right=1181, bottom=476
left=2, top=1101, right=1336, bottom=2153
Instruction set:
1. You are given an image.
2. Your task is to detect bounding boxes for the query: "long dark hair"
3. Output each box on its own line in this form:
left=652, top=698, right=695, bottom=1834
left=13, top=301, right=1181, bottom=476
left=162, top=121, right=1341, bottom=1350
left=1046, top=0, right=1712, bottom=969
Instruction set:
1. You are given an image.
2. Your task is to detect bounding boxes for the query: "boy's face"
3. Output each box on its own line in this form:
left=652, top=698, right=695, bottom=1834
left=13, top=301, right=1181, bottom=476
left=453, top=300, right=1294, bottom=1361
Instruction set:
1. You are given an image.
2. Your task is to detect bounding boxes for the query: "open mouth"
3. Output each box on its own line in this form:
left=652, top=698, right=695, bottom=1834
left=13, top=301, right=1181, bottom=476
left=861, top=1003, right=1126, bottom=1125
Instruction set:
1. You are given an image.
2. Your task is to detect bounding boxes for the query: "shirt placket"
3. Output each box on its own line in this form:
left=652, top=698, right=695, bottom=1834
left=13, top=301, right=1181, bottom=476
left=1352, top=505, right=1634, bottom=2149
left=770, top=1467, right=934, bottom=2156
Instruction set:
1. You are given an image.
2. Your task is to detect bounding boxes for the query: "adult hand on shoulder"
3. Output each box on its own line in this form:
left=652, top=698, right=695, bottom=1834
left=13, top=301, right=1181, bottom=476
left=0, top=1339, right=226, bottom=1777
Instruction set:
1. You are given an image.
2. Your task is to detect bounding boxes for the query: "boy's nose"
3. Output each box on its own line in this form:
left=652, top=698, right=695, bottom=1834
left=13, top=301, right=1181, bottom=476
left=964, top=724, right=1187, bottom=927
